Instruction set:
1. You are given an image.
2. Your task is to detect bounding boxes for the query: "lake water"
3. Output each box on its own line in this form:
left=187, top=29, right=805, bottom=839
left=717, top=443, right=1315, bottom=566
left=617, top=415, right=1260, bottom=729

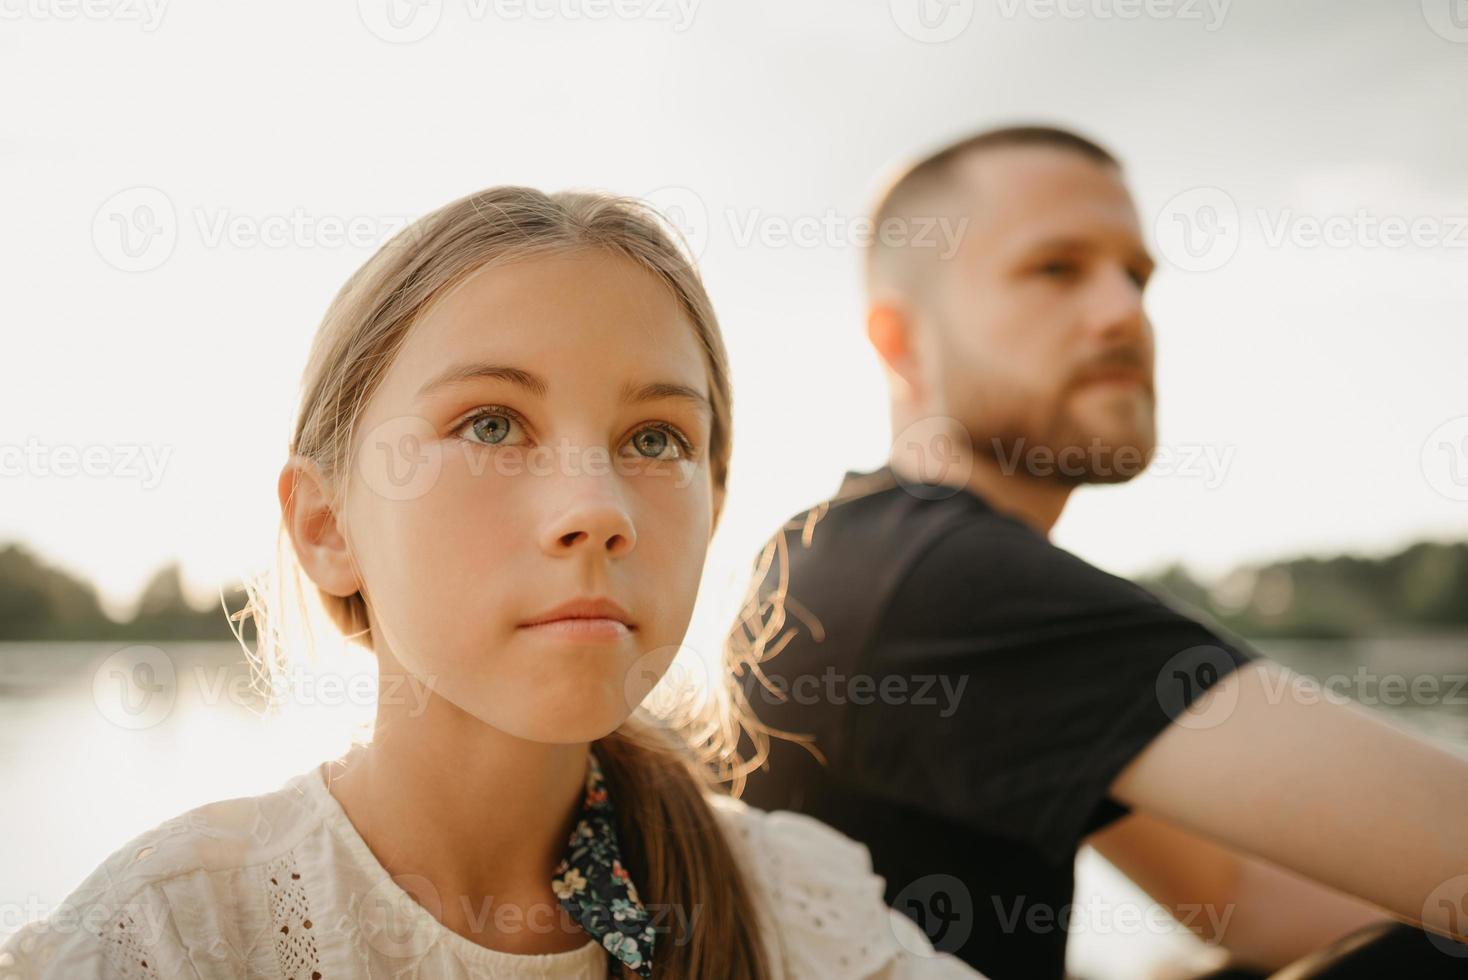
left=3, top=636, right=1465, bottom=978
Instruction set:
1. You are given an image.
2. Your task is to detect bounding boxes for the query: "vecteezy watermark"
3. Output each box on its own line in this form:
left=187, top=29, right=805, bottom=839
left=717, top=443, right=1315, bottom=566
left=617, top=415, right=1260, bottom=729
left=92, top=186, right=178, bottom=273
left=93, top=645, right=177, bottom=730
left=1154, top=185, right=1468, bottom=272
left=892, top=875, right=974, bottom=955
left=888, top=417, right=975, bottom=500
left=1422, top=416, right=1468, bottom=502
left=640, top=186, right=969, bottom=263
left=1421, top=0, right=1468, bottom=43
left=991, top=437, right=1234, bottom=488
left=357, top=874, right=702, bottom=960
left=995, top=0, right=1231, bottom=30
left=623, top=644, right=717, bottom=718
left=642, top=186, right=711, bottom=261
left=359, top=872, right=442, bottom=958
left=1, top=895, right=173, bottom=943
left=992, top=893, right=1235, bottom=939
left=751, top=667, right=969, bottom=718
left=354, top=414, right=704, bottom=503
left=1256, top=667, right=1468, bottom=711
left=1424, top=875, right=1468, bottom=956
left=889, top=0, right=976, bottom=43
left=356, top=0, right=701, bottom=43
left=194, top=664, right=435, bottom=716
left=1155, top=645, right=1243, bottom=730
left=91, top=186, right=418, bottom=273
left=725, top=208, right=968, bottom=257
left=1159, top=651, right=1468, bottom=732
left=0, top=437, right=173, bottom=489
left=1154, top=186, right=1242, bottom=273
left=0, top=0, right=168, bottom=30
left=91, top=647, right=438, bottom=730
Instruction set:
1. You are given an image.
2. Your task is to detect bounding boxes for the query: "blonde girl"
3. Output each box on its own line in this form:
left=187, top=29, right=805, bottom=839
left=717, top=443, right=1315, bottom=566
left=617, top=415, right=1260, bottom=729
left=2, top=187, right=980, bottom=979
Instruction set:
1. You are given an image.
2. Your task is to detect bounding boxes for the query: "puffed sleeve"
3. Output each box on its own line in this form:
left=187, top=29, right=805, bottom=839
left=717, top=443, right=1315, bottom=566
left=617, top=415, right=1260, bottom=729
left=710, top=795, right=986, bottom=979
left=0, top=830, right=199, bottom=980
left=0, top=888, right=191, bottom=980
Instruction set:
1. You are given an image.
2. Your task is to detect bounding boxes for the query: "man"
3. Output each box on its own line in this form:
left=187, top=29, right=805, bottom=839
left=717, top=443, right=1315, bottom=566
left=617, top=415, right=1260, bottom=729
left=729, top=126, right=1468, bottom=979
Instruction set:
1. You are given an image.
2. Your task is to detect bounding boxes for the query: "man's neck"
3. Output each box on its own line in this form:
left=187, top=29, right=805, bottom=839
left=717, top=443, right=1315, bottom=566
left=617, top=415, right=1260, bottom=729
left=888, top=447, right=1071, bottom=537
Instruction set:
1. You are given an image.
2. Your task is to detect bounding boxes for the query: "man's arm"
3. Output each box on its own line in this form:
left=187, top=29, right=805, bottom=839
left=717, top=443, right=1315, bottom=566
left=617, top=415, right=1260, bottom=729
left=1109, top=658, right=1468, bottom=945
left=1087, top=810, right=1390, bottom=971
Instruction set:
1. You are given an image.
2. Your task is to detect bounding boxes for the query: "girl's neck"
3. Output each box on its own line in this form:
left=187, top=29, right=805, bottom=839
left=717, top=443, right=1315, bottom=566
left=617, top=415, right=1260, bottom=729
left=325, top=661, right=592, bottom=954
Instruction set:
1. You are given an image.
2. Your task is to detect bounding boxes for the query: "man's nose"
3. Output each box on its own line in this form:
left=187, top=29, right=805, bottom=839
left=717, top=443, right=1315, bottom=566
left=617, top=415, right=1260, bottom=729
left=1087, top=263, right=1149, bottom=344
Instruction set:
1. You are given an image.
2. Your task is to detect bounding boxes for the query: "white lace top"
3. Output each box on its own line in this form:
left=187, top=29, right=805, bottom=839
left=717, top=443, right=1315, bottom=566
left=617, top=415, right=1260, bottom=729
left=0, top=758, right=983, bottom=979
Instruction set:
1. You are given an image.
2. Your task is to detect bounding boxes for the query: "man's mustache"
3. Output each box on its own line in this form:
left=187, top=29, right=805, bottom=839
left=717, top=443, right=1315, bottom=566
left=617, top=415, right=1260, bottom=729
left=1070, top=346, right=1154, bottom=392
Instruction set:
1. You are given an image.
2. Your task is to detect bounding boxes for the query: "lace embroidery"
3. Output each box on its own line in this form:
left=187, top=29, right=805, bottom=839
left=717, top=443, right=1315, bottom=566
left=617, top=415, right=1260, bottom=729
left=266, top=852, right=323, bottom=980
left=102, top=907, right=163, bottom=980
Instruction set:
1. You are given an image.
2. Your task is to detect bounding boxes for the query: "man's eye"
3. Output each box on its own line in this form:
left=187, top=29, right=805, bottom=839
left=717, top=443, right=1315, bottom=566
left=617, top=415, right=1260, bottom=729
left=1129, top=266, right=1152, bottom=289
left=457, top=409, right=525, bottom=446
left=1038, top=260, right=1079, bottom=278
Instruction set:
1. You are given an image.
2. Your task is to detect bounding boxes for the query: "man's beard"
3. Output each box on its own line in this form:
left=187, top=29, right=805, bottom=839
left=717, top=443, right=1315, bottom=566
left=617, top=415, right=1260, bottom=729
left=975, top=413, right=1157, bottom=487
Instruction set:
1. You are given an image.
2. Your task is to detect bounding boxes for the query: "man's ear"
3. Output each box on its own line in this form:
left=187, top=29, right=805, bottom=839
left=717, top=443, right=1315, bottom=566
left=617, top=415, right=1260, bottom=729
left=278, top=456, right=361, bottom=598
left=866, top=301, right=926, bottom=406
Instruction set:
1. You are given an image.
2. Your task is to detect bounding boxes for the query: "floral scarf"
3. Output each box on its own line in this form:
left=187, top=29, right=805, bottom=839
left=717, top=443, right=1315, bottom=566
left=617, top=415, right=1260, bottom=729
left=550, top=752, right=657, bottom=978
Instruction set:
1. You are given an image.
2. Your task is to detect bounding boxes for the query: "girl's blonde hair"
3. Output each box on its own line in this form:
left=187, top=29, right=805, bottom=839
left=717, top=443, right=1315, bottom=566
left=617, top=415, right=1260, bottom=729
left=238, top=186, right=767, bottom=978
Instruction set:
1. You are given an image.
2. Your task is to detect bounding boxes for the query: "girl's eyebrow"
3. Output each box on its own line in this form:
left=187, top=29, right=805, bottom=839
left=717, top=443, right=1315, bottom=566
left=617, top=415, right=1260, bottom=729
left=416, top=361, right=712, bottom=418
left=417, top=362, right=546, bottom=400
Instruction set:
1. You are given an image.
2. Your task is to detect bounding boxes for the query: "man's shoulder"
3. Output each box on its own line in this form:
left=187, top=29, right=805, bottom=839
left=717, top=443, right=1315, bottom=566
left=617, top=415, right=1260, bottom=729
left=762, top=469, right=1010, bottom=580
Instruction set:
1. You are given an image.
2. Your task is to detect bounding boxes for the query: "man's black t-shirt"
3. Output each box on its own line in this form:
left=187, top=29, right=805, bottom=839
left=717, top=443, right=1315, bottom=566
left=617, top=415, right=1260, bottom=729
left=732, top=464, right=1259, bottom=979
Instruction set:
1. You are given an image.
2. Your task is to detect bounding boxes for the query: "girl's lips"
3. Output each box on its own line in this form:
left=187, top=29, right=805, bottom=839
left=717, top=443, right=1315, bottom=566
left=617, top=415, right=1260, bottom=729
left=517, top=617, right=633, bottom=641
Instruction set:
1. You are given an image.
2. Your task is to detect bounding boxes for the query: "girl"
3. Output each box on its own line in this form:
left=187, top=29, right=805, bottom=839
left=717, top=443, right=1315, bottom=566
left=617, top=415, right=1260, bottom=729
left=1, top=187, right=981, bottom=978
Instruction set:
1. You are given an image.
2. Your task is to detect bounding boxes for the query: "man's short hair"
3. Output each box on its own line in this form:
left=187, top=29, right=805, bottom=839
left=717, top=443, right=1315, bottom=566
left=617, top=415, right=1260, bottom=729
left=866, top=124, right=1121, bottom=298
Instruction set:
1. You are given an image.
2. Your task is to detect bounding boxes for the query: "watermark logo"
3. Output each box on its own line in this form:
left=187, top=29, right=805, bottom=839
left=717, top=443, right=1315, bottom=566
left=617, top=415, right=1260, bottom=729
left=0, top=438, right=173, bottom=489
left=1155, top=645, right=1241, bottom=730
left=92, top=187, right=419, bottom=272
left=93, top=644, right=176, bottom=729
left=358, top=0, right=700, bottom=43
left=0, top=0, right=169, bottom=30
left=889, top=0, right=975, bottom=43
left=1154, top=186, right=1240, bottom=272
left=359, top=873, right=442, bottom=957
left=1424, top=875, right=1468, bottom=955
left=1421, top=0, right=1468, bottom=42
left=994, top=0, right=1230, bottom=30
left=1422, top=416, right=1468, bottom=502
left=751, top=667, right=968, bottom=717
left=890, top=417, right=974, bottom=500
left=892, top=875, right=974, bottom=954
left=358, top=0, right=443, bottom=42
left=643, top=185, right=711, bottom=262
left=623, top=644, right=715, bottom=717
left=356, top=414, right=446, bottom=502
left=1155, top=185, right=1468, bottom=272
left=92, top=186, right=177, bottom=273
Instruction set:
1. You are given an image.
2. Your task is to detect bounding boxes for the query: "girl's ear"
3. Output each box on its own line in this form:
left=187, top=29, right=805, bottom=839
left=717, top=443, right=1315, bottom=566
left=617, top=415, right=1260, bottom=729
left=711, top=482, right=727, bottom=534
left=278, top=456, right=361, bottom=598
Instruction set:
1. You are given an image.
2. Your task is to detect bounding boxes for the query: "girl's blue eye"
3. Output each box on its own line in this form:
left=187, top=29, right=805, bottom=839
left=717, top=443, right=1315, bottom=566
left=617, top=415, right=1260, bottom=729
left=455, top=408, right=693, bottom=461
left=472, top=415, right=510, bottom=444
left=458, top=410, right=525, bottom=446
left=632, top=428, right=669, bottom=459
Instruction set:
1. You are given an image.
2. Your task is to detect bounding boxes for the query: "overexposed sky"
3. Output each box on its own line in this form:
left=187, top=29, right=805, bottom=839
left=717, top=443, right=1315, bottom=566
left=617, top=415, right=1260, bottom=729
left=3, top=0, right=1466, bottom=655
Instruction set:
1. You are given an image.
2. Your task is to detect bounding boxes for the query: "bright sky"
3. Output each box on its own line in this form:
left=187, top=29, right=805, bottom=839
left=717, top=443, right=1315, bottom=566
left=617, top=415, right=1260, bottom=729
left=3, top=0, right=1466, bottom=661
